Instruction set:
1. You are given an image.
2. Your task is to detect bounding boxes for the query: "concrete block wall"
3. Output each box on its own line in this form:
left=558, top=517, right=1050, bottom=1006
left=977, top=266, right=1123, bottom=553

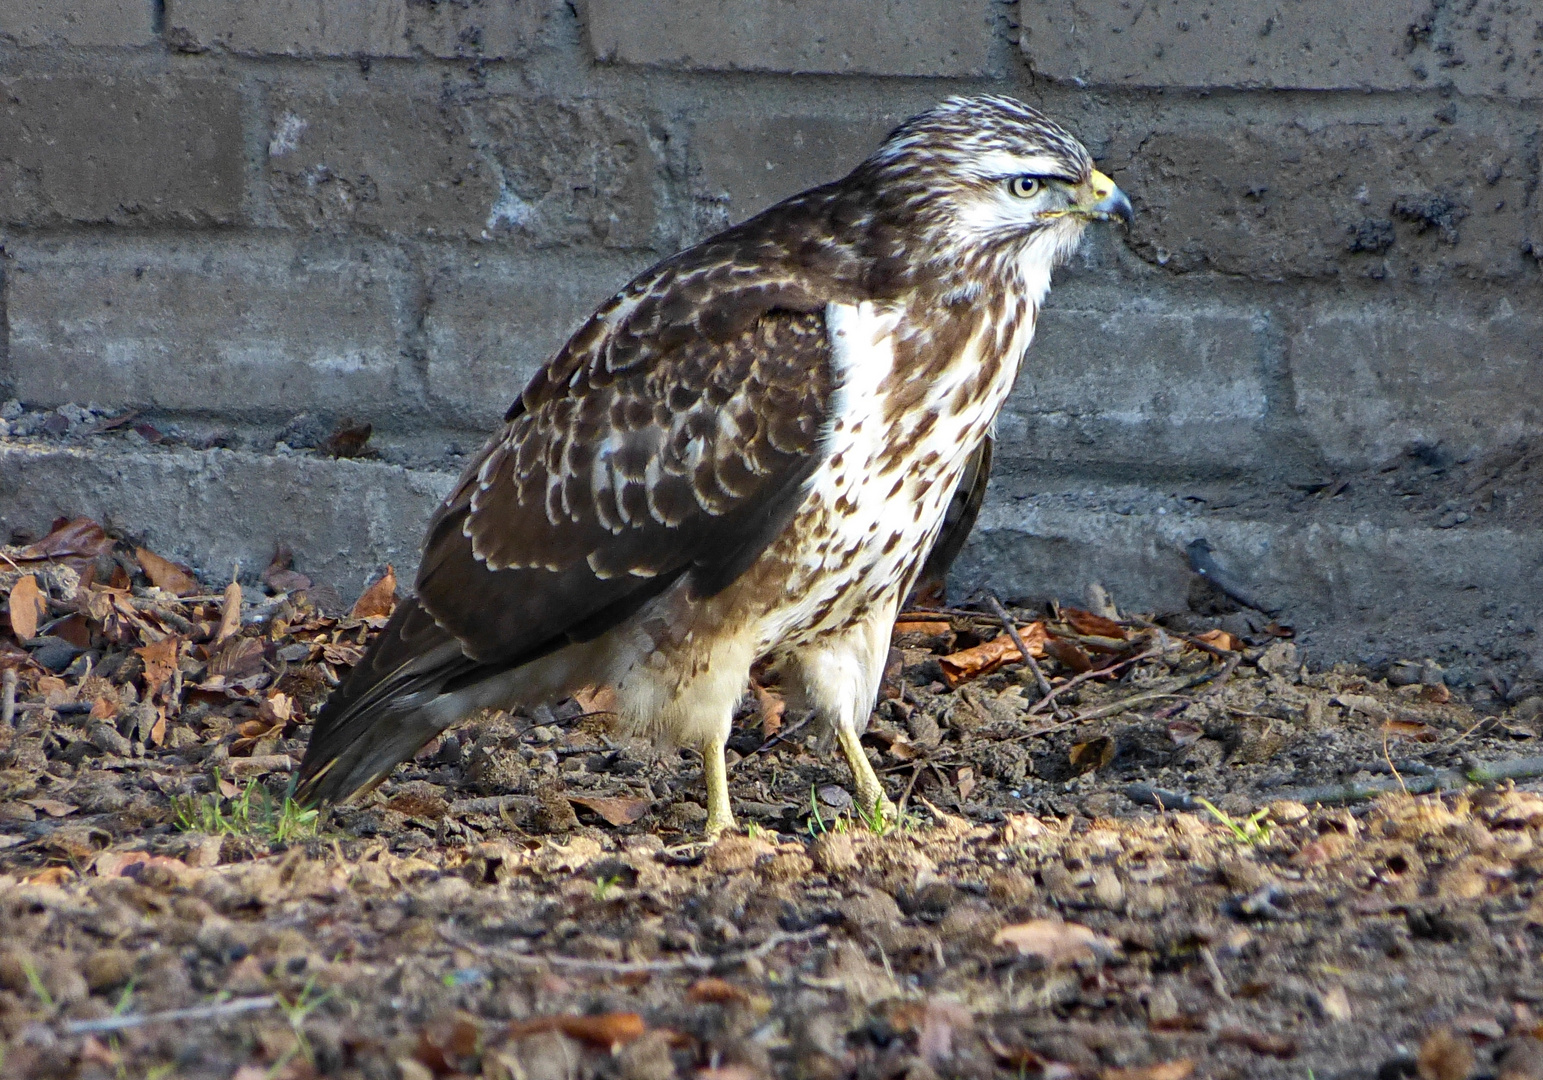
left=2, top=0, right=1542, bottom=685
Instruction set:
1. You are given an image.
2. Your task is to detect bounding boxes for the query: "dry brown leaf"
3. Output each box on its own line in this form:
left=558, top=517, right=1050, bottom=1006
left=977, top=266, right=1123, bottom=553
left=1192, top=628, right=1242, bottom=652
left=992, top=919, right=1119, bottom=967
left=8, top=574, right=46, bottom=642
left=215, top=581, right=242, bottom=645
left=1383, top=718, right=1440, bottom=742
left=955, top=767, right=976, bottom=801
left=16, top=517, right=112, bottom=563
left=414, top=1012, right=481, bottom=1073
left=351, top=566, right=397, bottom=619
left=136, top=547, right=199, bottom=597
left=573, top=684, right=618, bottom=715
left=686, top=977, right=750, bottom=1005
left=1069, top=736, right=1115, bottom=775
left=148, top=706, right=166, bottom=747
left=508, top=1012, right=647, bottom=1052
left=939, top=624, right=1047, bottom=688
left=1062, top=606, right=1128, bottom=639
left=1045, top=637, right=1095, bottom=673
left=567, top=794, right=650, bottom=826
left=136, top=637, right=180, bottom=698
left=94, top=850, right=192, bottom=882
left=50, top=612, right=92, bottom=649
left=28, top=866, right=76, bottom=886
left=754, top=683, right=786, bottom=736
left=1100, top=1062, right=1195, bottom=1080
left=25, top=798, right=78, bottom=818
left=1167, top=719, right=1204, bottom=747
left=893, top=617, right=951, bottom=636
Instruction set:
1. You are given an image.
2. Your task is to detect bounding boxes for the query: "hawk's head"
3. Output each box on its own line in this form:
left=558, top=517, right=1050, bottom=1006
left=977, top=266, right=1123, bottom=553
left=861, top=95, right=1131, bottom=294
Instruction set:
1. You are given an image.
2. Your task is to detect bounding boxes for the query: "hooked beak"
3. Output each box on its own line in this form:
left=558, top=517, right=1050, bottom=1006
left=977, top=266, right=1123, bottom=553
left=1080, top=169, right=1133, bottom=226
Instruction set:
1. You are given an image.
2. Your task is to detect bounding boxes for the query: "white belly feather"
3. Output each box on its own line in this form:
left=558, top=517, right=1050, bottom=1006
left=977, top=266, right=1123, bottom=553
left=754, top=298, right=1032, bottom=652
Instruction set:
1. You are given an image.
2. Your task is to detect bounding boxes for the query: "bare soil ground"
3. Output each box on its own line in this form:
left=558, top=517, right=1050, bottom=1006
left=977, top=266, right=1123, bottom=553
left=4, top=518, right=1543, bottom=1080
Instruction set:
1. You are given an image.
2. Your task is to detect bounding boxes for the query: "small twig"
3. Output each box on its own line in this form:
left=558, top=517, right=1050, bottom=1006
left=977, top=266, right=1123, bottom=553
left=1200, top=945, right=1230, bottom=1000
left=1, top=668, right=16, bottom=727
left=730, top=714, right=813, bottom=769
left=62, top=995, right=278, bottom=1034
left=897, top=762, right=923, bottom=818
left=1382, top=728, right=1408, bottom=797
left=982, top=592, right=1054, bottom=701
left=1277, top=754, right=1543, bottom=806
left=1026, top=647, right=1163, bottom=717
left=483, top=928, right=827, bottom=975
left=1022, top=656, right=1239, bottom=738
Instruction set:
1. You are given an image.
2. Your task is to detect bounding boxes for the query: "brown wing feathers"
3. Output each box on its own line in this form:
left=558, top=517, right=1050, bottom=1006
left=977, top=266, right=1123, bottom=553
left=295, top=259, right=839, bottom=806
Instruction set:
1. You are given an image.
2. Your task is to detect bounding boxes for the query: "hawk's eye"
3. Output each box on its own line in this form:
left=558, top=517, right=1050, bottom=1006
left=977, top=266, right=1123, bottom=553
left=1008, top=176, right=1042, bottom=199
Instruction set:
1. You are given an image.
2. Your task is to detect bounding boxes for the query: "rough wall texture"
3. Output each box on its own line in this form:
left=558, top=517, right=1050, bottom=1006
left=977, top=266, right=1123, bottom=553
left=2, top=0, right=1541, bottom=693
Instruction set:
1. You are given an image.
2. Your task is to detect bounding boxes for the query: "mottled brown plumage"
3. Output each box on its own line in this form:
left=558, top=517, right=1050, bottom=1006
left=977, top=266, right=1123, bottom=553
left=296, top=95, right=1131, bottom=833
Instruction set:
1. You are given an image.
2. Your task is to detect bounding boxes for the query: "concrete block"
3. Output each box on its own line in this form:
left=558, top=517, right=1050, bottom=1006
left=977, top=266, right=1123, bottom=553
left=586, top=0, right=994, bottom=76
left=265, top=85, right=501, bottom=239
left=1019, top=0, right=1428, bottom=91
left=423, top=251, right=652, bottom=429
left=0, top=442, right=455, bottom=598
left=1288, top=292, right=1543, bottom=469
left=166, top=0, right=541, bottom=58
left=8, top=238, right=419, bottom=422
left=998, top=283, right=1268, bottom=471
left=693, top=114, right=896, bottom=223
left=1116, top=114, right=1532, bottom=281
left=0, top=76, right=242, bottom=227
left=0, top=0, right=155, bottom=47
left=1407, top=1, right=1543, bottom=100
left=266, top=89, right=661, bottom=247
left=474, top=97, right=663, bottom=249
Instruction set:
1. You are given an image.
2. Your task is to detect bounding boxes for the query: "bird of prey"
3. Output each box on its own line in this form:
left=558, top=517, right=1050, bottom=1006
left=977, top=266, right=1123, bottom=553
left=295, top=95, right=1131, bottom=835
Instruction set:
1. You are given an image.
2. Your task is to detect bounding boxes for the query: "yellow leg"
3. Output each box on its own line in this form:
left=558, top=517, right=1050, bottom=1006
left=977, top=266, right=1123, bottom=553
left=703, top=736, right=737, bottom=837
left=837, top=725, right=897, bottom=828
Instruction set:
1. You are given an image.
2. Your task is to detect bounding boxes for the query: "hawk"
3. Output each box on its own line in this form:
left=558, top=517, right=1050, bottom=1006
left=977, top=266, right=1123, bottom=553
left=295, top=95, right=1131, bottom=835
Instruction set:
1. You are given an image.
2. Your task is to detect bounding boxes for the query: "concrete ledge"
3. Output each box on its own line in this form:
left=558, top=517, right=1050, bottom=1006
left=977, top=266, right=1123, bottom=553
left=0, top=441, right=455, bottom=599
left=7, top=439, right=1540, bottom=681
left=958, top=481, right=1543, bottom=678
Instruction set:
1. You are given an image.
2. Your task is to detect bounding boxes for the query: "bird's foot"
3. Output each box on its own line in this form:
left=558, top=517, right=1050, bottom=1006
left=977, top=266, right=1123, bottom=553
left=837, top=725, right=898, bottom=832
left=702, top=735, right=737, bottom=838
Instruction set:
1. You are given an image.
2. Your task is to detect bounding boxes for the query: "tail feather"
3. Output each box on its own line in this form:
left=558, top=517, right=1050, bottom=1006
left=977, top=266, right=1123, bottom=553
left=294, top=597, right=482, bottom=806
